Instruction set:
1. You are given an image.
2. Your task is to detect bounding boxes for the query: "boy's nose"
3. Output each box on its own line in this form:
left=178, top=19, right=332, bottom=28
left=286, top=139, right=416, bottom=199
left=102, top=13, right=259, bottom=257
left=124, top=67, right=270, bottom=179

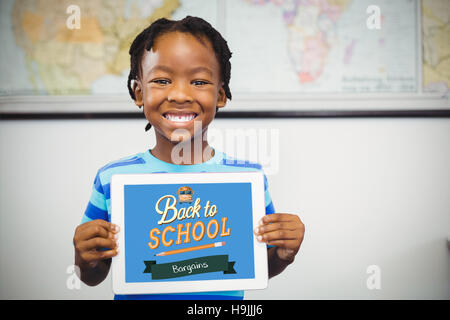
left=167, top=82, right=193, bottom=104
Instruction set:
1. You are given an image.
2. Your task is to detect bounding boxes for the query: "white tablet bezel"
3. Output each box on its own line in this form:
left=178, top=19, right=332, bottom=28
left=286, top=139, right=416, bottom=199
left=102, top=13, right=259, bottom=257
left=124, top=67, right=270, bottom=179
left=110, top=171, right=268, bottom=295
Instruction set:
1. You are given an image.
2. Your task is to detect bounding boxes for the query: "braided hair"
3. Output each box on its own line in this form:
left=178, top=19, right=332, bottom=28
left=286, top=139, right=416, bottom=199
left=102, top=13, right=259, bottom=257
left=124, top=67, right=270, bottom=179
left=127, top=16, right=232, bottom=131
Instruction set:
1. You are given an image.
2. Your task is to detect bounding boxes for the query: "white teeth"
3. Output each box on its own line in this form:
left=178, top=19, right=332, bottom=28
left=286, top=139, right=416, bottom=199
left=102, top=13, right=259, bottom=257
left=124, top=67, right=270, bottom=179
left=164, top=114, right=196, bottom=122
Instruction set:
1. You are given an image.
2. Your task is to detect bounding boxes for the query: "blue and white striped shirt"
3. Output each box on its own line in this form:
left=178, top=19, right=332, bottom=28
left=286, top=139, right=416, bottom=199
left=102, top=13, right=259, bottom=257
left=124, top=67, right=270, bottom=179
left=82, top=149, right=275, bottom=300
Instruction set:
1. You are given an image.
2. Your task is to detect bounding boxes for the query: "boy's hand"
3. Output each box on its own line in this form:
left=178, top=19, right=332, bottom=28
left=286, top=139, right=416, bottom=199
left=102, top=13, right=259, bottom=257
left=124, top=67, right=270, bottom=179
left=73, top=219, right=119, bottom=268
left=254, top=213, right=305, bottom=262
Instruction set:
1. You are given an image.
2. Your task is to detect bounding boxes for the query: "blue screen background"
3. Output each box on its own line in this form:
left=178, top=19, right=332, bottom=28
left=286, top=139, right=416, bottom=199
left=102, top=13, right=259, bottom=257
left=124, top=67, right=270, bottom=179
left=123, top=182, right=255, bottom=283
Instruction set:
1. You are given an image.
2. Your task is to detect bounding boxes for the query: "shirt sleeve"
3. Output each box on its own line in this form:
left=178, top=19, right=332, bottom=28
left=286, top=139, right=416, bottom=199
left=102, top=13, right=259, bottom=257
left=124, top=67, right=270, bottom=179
left=81, top=171, right=109, bottom=224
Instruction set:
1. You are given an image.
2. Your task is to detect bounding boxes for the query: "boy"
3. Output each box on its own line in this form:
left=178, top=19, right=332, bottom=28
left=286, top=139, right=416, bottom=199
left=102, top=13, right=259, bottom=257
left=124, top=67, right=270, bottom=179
left=73, top=16, right=305, bottom=300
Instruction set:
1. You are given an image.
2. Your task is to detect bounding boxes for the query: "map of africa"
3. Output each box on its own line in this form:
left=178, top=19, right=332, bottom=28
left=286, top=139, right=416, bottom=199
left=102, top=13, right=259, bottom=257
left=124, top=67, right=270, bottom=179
left=227, top=0, right=419, bottom=93
left=0, top=0, right=448, bottom=97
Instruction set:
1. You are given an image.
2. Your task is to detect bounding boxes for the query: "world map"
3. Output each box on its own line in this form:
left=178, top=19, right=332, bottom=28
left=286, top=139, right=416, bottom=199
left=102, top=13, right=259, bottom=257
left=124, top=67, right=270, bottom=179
left=0, top=0, right=448, bottom=96
left=227, top=0, right=419, bottom=93
left=422, top=0, right=450, bottom=95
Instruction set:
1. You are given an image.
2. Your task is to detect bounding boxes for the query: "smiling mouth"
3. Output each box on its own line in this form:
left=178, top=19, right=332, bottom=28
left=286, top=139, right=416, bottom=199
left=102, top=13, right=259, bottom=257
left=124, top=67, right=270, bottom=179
left=163, top=112, right=198, bottom=123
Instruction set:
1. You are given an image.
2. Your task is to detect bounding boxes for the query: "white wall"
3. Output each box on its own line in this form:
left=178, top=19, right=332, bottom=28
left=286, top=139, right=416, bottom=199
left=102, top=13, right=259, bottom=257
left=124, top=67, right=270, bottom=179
left=0, top=117, right=449, bottom=299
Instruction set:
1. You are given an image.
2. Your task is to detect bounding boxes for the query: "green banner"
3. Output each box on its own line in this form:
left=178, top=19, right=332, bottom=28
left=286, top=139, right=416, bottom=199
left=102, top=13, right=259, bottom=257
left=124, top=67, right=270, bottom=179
left=143, top=254, right=236, bottom=280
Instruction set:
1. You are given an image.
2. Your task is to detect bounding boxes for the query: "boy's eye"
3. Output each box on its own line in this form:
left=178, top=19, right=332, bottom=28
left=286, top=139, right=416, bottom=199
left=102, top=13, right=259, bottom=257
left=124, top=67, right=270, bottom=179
left=151, top=79, right=170, bottom=85
left=192, top=80, right=209, bottom=86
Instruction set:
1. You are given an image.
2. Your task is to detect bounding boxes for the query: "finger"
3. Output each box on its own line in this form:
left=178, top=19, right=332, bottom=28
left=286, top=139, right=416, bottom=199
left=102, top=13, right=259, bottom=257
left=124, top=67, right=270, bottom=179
left=76, top=225, right=110, bottom=243
left=260, top=213, right=298, bottom=225
left=79, top=219, right=119, bottom=234
left=95, top=219, right=120, bottom=233
left=254, top=222, right=296, bottom=235
left=256, top=229, right=299, bottom=243
left=75, top=220, right=119, bottom=242
left=80, top=248, right=118, bottom=263
left=78, top=237, right=118, bottom=252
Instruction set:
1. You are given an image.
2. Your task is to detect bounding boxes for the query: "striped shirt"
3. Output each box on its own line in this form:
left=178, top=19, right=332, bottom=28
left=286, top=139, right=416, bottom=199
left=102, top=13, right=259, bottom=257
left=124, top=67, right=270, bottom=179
left=81, top=149, right=275, bottom=300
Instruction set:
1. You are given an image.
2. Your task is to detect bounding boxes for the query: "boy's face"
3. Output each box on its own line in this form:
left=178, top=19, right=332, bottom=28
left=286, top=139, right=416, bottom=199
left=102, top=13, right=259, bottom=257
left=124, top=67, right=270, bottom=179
left=133, top=31, right=227, bottom=144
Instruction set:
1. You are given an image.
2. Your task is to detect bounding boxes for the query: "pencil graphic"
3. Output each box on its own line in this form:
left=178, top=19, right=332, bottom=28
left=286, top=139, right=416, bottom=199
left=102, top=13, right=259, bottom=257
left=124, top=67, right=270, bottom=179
left=155, top=241, right=226, bottom=256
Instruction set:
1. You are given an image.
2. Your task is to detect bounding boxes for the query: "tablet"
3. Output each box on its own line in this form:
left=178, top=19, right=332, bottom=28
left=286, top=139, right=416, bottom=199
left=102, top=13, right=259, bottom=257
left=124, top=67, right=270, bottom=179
left=110, top=171, right=268, bottom=295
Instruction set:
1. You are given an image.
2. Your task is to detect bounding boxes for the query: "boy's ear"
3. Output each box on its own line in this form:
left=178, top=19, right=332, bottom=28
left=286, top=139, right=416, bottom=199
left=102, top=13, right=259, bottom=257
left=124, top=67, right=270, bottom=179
left=132, top=80, right=144, bottom=108
left=216, top=85, right=227, bottom=109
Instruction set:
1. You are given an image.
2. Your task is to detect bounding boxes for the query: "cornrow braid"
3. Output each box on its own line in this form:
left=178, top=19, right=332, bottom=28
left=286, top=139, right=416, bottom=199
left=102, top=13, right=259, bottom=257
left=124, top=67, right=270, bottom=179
left=127, top=16, right=232, bottom=131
